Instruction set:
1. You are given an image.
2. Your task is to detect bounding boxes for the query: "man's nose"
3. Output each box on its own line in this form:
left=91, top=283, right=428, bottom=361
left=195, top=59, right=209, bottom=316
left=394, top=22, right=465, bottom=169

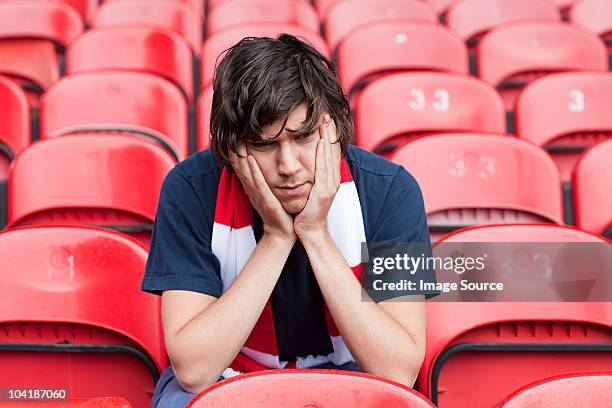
left=277, top=144, right=302, bottom=176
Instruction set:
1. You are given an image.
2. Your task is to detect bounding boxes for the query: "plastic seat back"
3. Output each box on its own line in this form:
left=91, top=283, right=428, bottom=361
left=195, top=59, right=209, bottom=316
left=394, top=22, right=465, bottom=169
left=515, top=72, right=612, bottom=181
left=420, top=224, right=612, bottom=408
left=40, top=71, right=189, bottom=160
left=477, top=22, right=608, bottom=109
left=207, top=0, right=319, bottom=36
left=573, top=139, right=612, bottom=237
left=0, top=225, right=166, bottom=407
left=0, top=76, right=29, bottom=179
left=570, top=0, right=612, bottom=51
left=390, top=134, right=564, bottom=240
left=325, top=0, right=436, bottom=52
left=0, top=2, right=83, bottom=103
left=93, top=0, right=202, bottom=52
left=355, top=72, right=505, bottom=154
left=188, top=369, right=436, bottom=408
left=7, top=135, right=175, bottom=248
left=496, top=372, right=612, bottom=408
left=337, top=21, right=468, bottom=102
left=67, top=27, right=194, bottom=102
left=447, top=0, right=560, bottom=45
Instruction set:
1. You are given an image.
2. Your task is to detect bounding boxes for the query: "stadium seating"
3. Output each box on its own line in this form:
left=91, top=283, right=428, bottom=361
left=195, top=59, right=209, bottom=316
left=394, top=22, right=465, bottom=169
left=420, top=224, right=612, bottom=408
left=187, top=369, right=436, bottom=407
left=390, top=134, right=564, bottom=240
left=573, top=139, right=612, bottom=238
left=446, top=0, right=560, bottom=45
left=476, top=22, right=608, bottom=109
left=515, top=72, right=612, bottom=182
left=354, top=72, right=505, bottom=154
left=0, top=76, right=29, bottom=180
left=40, top=71, right=189, bottom=160
left=569, top=0, right=612, bottom=51
left=496, top=372, right=612, bottom=407
left=197, top=85, right=214, bottom=152
left=201, top=23, right=328, bottom=88
left=0, top=2, right=83, bottom=105
left=66, top=27, right=194, bottom=103
left=324, top=0, right=437, bottom=53
left=207, top=0, right=320, bottom=36
left=92, top=0, right=202, bottom=53
left=0, top=225, right=166, bottom=407
left=337, top=22, right=468, bottom=102
left=7, top=135, right=175, bottom=249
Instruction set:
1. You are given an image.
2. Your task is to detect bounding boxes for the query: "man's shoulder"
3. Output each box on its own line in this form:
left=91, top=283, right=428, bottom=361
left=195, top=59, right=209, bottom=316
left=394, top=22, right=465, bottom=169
left=174, top=148, right=223, bottom=181
left=345, top=144, right=403, bottom=178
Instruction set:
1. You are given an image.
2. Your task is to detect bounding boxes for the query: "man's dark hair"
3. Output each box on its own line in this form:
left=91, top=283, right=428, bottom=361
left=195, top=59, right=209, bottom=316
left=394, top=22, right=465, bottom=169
left=210, top=33, right=353, bottom=164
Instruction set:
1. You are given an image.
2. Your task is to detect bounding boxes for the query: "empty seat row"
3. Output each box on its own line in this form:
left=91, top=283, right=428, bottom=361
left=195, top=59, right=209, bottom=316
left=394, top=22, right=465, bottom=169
left=0, top=223, right=608, bottom=407
left=1, top=132, right=610, bottom=244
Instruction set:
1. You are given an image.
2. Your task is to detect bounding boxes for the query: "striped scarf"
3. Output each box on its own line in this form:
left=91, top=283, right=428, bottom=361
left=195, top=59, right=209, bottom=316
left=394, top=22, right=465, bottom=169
left=211, top=158, right=365, bottom=377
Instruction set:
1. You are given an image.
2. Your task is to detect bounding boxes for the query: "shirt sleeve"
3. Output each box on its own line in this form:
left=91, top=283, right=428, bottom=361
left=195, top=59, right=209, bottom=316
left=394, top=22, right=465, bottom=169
left=365, top=166, right=439, bottom=302
left=141, top=165, right=223, bottom=297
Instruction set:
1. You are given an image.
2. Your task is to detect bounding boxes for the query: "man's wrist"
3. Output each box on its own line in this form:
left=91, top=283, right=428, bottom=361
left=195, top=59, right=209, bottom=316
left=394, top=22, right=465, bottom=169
left=261, top=231, right=297, bottom=248
left=296, top=226, right=330, bottom=247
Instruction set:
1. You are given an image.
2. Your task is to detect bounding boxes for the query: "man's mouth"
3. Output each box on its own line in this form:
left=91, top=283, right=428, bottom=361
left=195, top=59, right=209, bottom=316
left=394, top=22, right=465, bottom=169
left=277, top=182, right=307, bottom=196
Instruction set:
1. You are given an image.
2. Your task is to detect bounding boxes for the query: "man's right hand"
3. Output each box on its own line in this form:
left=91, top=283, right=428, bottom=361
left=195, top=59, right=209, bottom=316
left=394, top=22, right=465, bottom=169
left=229, top=143, right=296, bottom=242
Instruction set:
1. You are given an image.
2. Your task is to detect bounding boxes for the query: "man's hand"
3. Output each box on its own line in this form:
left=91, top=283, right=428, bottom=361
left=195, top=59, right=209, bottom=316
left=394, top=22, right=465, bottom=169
left=294, top=114, right=341, bottom=239
left=229, top=143, right=296, bottom=242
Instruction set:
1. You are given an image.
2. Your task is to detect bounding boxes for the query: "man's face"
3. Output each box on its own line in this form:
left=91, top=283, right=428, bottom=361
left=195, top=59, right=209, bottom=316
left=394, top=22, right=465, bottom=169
left=245, top=104, right=321, bottom=214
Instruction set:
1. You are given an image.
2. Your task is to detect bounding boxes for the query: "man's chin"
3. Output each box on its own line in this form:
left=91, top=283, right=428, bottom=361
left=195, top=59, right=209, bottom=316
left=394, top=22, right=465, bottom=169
left=280, top=198, right=308, bottom=215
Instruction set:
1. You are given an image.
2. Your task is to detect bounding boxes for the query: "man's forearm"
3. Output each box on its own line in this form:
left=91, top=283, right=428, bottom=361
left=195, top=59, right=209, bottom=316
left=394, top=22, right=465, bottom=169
left=300, top=230, right=424, bottom=386
left=171, top=234, right=295, bottom=393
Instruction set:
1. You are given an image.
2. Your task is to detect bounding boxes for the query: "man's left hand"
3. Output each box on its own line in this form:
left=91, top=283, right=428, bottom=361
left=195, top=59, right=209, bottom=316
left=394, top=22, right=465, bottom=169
left=294, top=114, right=341, bottom=239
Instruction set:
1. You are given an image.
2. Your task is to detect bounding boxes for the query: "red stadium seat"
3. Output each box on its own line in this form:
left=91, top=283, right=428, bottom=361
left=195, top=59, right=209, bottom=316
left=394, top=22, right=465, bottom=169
left=419, top=224, right=612, bottom=408
left=92, top=0, right=202, bottom=53
left=7, top=135, right=175, bottom=248
left=573, top=139, right=612, bottom=237
left=0, top=76, right=29, bottom=180
left=0, top=225, right=167, bottom=407
left=59, top=0, right=98, bottom=22
left=187, top=369, right=436, bottom=408
left=197, top=85, right=213, bottom=152
left=0, top=397, right=131, bottom=408
left=355, top=72, right=505, bottom=154
left=570, top=0, right=612, bottom=51
left=446, top=0, right=560, bottom=45
left=390, top=134, right=564, bottom=239
left=476, top=22, right=608, bottom=109
left=324, top=0, right=436, bottom=53
left=496, top=372, right=612, bottom=408
left=0, top=2, right=83, bottom=105
left=40, top=71, right=189, bottom=160
left=337, top=22, right=468, bottom=102
left=515, top=72, right=612, bottom=182
left=67, top=27, right=194, bottom=102
left=201, top=23, right=328, bottom=88
left=207, top=0, right=319, bottom=36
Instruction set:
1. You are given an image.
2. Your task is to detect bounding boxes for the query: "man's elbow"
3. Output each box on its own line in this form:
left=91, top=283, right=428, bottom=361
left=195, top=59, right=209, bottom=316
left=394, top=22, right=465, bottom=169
left=173, top=363, right=218, bottom=395
left=383, top=347, right=425, bottom=388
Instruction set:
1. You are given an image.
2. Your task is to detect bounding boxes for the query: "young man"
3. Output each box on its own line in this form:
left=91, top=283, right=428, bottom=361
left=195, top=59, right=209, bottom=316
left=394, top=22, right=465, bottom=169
left=142, top=34, right=435, bottom=407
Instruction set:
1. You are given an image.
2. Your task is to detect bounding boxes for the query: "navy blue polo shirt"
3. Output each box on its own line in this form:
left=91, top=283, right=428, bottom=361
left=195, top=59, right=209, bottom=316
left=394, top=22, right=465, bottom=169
left=142, top=144, right=435, bottom=361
